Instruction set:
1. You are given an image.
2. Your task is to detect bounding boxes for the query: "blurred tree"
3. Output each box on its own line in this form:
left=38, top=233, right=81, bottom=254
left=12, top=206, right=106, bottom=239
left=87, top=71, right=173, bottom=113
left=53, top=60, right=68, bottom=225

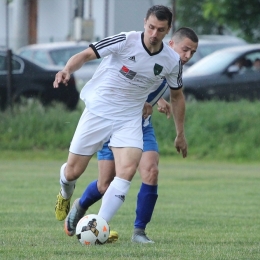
left=174, top=0, right=224, bottom=35
left=173, top=0, right=260, bottom=42
left=203, top=0, right=260, bottom=43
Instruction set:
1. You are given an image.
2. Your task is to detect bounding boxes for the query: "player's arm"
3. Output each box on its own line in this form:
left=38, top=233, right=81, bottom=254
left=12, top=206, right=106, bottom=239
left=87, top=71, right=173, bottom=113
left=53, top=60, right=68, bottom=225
left=157, top=98, right=171, bottom=119
left=170, top=88, right=187, bottom=158
left=142, top=102, right=153, bottom=119
left=53, top=47, right=97, bottom=88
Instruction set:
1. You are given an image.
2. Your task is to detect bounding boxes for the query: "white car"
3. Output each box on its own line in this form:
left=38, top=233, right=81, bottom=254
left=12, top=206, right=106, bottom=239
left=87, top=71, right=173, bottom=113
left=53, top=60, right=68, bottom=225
left=16, top=41, right=102, bottom=84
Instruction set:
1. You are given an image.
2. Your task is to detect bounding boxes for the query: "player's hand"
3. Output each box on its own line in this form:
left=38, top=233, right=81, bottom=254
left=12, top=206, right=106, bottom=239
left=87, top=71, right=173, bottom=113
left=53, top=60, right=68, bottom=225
left=157, top=98, right=171, bottom=119
left=174, top=134, right=187, bottom=158
left=53, top=70, right=71, bottom=88
left=142, top=102, right=153, bottom=119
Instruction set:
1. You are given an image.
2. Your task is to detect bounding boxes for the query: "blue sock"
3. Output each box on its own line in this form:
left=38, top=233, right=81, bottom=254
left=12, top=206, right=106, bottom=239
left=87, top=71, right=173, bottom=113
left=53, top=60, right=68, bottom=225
left=134, top=183, right=158, bottom=229
left=79, top=180, right=103, bottom=210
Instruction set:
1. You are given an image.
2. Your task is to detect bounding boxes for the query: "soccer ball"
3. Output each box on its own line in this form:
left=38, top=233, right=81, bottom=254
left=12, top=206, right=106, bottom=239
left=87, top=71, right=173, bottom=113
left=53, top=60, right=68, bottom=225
left=76, top=214, right=110, bottom=245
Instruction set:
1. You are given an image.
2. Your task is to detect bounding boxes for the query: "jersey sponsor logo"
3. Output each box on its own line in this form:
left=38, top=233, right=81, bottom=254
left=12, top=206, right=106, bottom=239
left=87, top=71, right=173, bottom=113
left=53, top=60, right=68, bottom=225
left=134, top=74, right=156, bottom=85
left=119, top=65, right=137, bottom=79
left=154, top=63, right=163, bottom=76
left=128, top=56, right=136, bottom=62
left=115, top=195, right=125, bottom=202
left=119, top=65, right=162, bottom=87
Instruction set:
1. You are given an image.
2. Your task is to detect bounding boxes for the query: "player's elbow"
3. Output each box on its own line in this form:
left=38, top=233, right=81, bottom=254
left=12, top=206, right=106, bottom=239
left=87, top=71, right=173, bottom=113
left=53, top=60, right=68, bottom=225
left=170, top=88, right=184, bottom=102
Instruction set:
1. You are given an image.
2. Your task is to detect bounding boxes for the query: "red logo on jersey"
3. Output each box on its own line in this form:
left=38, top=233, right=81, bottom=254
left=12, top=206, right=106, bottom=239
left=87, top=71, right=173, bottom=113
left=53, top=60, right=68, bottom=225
left=119, top=65, right=136, bottom=80
left=121, top=66, right=129, bottom=73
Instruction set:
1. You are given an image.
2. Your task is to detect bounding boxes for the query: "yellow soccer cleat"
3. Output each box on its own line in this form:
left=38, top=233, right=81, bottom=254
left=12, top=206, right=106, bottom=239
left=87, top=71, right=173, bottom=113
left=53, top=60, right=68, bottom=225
left=106, top=230, right=119, bottom=243
left=55, top=190, right=71, bottom=221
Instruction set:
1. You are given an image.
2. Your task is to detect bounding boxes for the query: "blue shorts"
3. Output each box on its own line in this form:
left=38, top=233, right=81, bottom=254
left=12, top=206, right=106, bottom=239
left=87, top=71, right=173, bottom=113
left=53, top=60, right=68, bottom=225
left=97, top=116, right=158, bottom=160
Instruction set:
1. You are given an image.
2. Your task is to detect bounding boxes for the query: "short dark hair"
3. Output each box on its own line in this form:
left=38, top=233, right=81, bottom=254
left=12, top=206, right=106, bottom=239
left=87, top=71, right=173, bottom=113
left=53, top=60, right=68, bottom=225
left=146, top=5, right=173, bottom=28
left=172, top=27, right=198, bottom=43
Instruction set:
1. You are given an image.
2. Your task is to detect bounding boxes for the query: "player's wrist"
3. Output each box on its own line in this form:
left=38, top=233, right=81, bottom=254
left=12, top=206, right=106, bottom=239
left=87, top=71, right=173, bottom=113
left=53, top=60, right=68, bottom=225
left=176, top=131, right=185, bottom=138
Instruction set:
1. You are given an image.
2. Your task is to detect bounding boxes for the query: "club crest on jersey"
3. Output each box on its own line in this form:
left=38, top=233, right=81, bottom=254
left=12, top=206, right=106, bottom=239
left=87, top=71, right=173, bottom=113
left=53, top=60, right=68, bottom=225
left=154, top=63, right=163, bottom=76
left=119, top=65, right=137, bottom=79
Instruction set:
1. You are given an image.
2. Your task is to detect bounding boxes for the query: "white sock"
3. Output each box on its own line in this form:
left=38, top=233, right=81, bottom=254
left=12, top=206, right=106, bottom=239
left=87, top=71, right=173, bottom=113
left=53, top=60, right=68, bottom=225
left=98, top=177, right=131, bottom=223
left=59, top=163, right=76, bottom=199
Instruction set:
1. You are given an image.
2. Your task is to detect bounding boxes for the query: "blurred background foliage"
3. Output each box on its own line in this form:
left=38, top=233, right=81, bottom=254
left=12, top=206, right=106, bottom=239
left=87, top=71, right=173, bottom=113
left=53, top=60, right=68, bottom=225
left=175, top=0, right=260, bottom=43
left=1, top=100, right=260, bottom=162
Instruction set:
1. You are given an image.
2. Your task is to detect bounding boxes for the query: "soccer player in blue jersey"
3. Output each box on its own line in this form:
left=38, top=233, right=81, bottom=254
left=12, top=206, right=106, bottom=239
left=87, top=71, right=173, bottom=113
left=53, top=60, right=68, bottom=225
left=64, top=27, right=198, bottom=243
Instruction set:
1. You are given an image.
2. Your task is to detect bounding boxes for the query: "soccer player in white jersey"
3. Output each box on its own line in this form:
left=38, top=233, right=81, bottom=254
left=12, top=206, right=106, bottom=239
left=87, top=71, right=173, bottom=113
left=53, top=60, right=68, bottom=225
left=63, top=27, right=198, bottom=243
left=54, top=5, right=187, bottom=230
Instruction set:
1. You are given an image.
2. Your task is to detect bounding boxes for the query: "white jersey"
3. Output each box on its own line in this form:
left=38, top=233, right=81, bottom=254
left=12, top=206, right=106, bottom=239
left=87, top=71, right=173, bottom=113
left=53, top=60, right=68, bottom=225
left=80, top=31, right=182, bottom=120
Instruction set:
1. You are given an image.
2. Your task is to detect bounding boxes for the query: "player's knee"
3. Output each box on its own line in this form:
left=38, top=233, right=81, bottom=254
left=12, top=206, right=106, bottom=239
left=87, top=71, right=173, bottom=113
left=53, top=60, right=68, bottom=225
left=65, top=163, right=85, bottom=181
left=148, top=168, right=159, bottom=183
left=116, top=163, right=139, bottom=181
left=141, top=165, right=158, bottom=184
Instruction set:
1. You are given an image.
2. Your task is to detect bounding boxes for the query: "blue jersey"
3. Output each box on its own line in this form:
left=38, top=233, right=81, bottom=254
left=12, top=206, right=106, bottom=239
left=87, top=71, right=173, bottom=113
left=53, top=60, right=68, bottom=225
left=142, top=78, right=168, bottom=127
left=146, top=79, right=168, bottom=106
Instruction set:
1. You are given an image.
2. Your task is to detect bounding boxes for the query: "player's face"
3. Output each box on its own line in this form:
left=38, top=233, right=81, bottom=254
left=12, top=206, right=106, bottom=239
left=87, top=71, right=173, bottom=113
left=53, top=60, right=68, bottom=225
left=144, top=15, right=171, bottom=46
left=169, top=37, right=198, bottom=65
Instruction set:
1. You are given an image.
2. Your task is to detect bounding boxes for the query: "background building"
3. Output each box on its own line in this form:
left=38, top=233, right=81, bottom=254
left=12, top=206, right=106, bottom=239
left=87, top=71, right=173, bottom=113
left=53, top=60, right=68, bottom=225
left=0, top=0, right=171, bottom=51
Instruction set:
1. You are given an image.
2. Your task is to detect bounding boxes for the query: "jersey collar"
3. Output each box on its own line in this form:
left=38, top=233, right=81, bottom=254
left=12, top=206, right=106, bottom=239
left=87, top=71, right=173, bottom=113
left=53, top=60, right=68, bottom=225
left=141, top=32, right=164, bottom=56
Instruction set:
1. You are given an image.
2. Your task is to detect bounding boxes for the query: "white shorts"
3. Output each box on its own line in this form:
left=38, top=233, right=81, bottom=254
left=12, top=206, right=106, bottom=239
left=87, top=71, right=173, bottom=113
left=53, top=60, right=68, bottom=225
left=69, top=108, right=143, bottom=156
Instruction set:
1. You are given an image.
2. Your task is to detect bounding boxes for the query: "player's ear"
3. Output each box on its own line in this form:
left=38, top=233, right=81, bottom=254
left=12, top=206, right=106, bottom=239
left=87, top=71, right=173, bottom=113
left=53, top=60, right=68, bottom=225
left=169, top=40, right=174, bottom=48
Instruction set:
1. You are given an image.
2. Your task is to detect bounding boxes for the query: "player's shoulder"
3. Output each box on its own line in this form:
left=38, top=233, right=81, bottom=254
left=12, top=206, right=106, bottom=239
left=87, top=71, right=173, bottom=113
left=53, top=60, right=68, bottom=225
left=123, top=31, right=142, bottom=41
left=117, top=31, right=142, bottom=49
left=163, top=43, right=180, bottom=59
left=162, top=44, right=180, bottom=70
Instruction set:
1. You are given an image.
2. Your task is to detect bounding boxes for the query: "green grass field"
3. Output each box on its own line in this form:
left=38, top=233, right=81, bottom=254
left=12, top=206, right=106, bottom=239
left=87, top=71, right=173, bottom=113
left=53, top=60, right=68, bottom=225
left=1, top=156, right=259, bottom=260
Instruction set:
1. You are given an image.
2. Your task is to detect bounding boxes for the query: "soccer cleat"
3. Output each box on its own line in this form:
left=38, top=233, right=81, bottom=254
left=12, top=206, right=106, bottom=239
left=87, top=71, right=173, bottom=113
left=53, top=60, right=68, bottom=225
left=106, top=230, right=119, bottom=243
left=131, top=229, right=154, bottom=244
left=55, top=190, right=71, bottom=221
left=64, top=198, right=86, bottom=236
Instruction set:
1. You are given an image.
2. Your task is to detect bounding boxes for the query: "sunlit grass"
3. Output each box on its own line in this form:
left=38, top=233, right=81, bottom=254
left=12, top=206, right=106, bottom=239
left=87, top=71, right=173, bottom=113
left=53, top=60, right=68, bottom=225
left=1, top=156, right=259, bottom=259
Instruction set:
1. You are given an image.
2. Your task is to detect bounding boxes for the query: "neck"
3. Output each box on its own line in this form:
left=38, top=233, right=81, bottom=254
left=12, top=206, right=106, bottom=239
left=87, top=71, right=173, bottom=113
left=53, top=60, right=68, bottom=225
left=144, top=41, right=162, bottom=53
left=142, top=33, right=163, bottom=54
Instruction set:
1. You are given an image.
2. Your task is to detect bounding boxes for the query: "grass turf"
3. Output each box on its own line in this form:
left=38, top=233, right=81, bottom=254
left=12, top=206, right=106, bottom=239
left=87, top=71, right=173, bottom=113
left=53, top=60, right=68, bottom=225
left=0, top=156, right=259, bottom=260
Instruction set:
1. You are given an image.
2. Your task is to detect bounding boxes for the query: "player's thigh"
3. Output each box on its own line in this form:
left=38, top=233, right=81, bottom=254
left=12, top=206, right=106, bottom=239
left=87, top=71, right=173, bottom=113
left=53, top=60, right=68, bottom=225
left=97, top=159, right=116, bottom=194
left=109, top=116, right=143, bottom=180
left=97, top=141, right=115, bottom=192
left=138, top=151, right=159, bottom=185
left=139, top=120, right=159, bottom=184
left=142, top=120, right=158, bottom=153
left=112, top=147, right=142, bottom=181
left=97, top=141, right=114, bottom=161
